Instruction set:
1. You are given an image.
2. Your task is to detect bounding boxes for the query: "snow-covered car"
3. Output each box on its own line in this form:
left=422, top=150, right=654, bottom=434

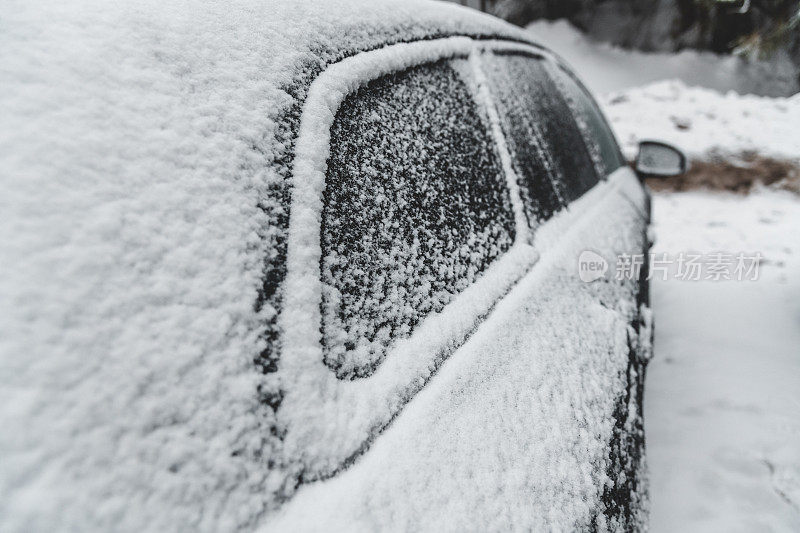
left=1, top=1, right=669, bottom=531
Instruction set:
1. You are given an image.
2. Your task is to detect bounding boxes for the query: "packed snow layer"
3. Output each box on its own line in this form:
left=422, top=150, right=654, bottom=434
left=265, top=169, right=650, bottom=532
left=646, top=190, right=800, bottom=531
left=278, top=36, right=638, bottom=494
left=482, top=53, right=599, bottom=209
left=321, top=59, right=516, bottom=378
left=278, top=38, right=542, bottom=483
left=603, top=81, right=800, bottom=162
left=0, top=1, right=535, bottom=531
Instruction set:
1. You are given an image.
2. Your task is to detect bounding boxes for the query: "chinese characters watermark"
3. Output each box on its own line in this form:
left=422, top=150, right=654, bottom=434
left=578, top=251, right=762, bottom=282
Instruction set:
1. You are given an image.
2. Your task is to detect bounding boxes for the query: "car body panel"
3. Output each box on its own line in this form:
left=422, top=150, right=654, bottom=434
left=0, top=1, right=650, bottom=530
left=274, top=35, right=651, bottom=530
left=268, top=167, right=650, bottom=531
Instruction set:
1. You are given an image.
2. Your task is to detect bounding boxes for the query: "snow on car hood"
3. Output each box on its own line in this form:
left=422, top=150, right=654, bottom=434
left=0, top=1, right=532, bottom=531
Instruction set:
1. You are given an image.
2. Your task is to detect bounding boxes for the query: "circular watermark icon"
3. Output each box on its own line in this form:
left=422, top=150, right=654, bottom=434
left=577, top=250, right=608, bottom=283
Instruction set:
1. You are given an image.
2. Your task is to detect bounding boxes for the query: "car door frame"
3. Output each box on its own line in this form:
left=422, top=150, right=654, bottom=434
left=276, top=35, right=638, bottom=481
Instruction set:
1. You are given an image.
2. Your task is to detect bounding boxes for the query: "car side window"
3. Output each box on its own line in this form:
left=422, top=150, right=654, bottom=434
left=321, top=60, right=516, bottom=380
left=544, top=63, right=626, bottom=177
left=481, top=52, right=599, bottom=215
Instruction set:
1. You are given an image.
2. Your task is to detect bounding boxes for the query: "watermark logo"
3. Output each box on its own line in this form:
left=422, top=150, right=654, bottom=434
left=578, top=250, right=762, bottom=282
left=578, top=250, right=609, bottom=282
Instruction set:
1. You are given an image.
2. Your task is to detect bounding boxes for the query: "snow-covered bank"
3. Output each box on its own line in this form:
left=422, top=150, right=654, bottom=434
left=604, top=81, right=800, bottom=162
left=527, top=19, right=797, bottom=97
left=527, top=19, right=800, bottom=163
left=647, top=190, right=800, bottom=531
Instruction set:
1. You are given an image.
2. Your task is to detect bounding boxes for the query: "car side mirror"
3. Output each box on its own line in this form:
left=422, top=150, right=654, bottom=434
left=634, top=140, right=688, bottom=179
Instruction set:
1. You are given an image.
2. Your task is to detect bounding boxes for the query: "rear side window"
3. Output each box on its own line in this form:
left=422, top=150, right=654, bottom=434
left=545, top=63, right=626, bottom=177
left=321, top=60, right=516, bottom=380
left=481, top=52, right=599, bottom=216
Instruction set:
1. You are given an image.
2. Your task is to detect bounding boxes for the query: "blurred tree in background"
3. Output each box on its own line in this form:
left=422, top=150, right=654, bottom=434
left=731, top=1, right=800, bottom=59
left=487, top=0, right=798, bottom=58
left=459, top=0, right=799, bottom=89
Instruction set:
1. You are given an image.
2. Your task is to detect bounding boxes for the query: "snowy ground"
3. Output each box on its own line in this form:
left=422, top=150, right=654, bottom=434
left=528, top=20, right=800, bottom=162
left=528, top=19, right=800, bottom=532
left=648, top=191, right=800, bottom=531
left=527, top=19, right=796, bottom=98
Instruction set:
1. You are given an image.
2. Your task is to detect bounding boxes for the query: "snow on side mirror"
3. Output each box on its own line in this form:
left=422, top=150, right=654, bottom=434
left=635, top=140, right=688, bottom=179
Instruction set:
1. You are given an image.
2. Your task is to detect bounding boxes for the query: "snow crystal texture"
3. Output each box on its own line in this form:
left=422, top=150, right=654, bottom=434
left=1, top=0, right=651, bottom=529
left=267, top=170, right=651, bottom=532
left=0, top=1, right=533, bottom=531
left=481, top=52, right=600, bottom=215
left=321, top=60, right=515, bottom=379
left=545, top=62, right=626, bottom=179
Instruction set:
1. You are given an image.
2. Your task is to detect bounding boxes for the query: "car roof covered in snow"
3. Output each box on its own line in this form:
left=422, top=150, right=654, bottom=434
left=0, top=0, right=542, bottom=531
